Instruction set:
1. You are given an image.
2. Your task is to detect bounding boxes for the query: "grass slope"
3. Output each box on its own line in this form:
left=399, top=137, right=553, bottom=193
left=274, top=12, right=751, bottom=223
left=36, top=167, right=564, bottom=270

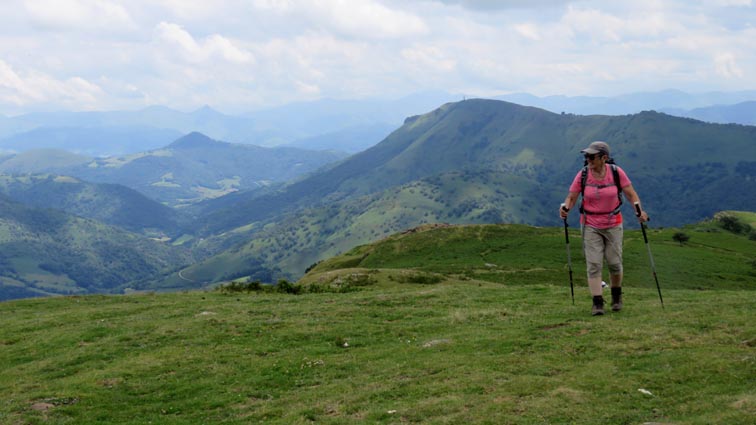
left=1, top=223, right=753, bottom=423
left=303, top=222, right=756, bottom=292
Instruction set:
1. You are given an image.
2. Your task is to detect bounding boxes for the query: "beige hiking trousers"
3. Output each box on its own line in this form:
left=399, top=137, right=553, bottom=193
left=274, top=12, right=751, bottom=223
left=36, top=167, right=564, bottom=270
left=583, top=225, right=623, bottom=278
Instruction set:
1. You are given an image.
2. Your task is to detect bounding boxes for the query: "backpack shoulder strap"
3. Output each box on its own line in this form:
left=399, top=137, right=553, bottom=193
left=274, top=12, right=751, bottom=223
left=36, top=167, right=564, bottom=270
left=580, top=166, right=588, bottom=196
left=579, top=166, right=588, bottom=214
left=610, top=164, right=623, bottom=206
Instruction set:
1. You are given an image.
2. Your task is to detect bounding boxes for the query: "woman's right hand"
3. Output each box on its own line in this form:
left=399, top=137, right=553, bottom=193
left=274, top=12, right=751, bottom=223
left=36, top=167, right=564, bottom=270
left=559, top=203, right=569, bottom=219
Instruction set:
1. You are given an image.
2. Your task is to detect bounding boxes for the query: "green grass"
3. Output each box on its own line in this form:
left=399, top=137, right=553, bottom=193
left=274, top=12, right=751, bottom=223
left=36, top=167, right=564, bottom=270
left=726, top=210, right=756, bottom=228
left=307, top=223, right=756, bottom=291
left=1, top=223, right=754, bottom=424
left=1, top=285, right=754, bottom=424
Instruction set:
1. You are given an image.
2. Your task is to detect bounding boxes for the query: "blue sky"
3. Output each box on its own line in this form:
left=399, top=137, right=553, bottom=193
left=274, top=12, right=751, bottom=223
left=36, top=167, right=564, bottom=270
left=0, top=0, right=754, bottom=114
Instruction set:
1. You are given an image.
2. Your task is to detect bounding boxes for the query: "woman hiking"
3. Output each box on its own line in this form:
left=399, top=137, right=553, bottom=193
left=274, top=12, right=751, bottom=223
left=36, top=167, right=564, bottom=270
left=559, top=141, right=649, bottom=316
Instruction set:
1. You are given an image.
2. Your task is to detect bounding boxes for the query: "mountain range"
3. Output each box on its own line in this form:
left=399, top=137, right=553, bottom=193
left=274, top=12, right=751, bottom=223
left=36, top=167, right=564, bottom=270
left=150, top=99, right=756, bottom=288
left=2, top=97, right=756, bottom=299
left=662, top=100, right=756, bottom=126
left=7, top=89, right=756, bottom=159
left=0, top=91, right=457, bottom=155
left=496, top=89, right=756, bottom=116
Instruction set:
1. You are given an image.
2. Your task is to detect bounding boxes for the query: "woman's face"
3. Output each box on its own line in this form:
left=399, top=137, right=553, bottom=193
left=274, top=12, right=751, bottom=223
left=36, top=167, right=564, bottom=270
left=585, top=152, right=606, bottom=166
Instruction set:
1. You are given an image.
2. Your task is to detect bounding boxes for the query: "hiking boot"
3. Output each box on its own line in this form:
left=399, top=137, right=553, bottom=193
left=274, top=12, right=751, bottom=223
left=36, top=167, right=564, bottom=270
left=611, top=287, right=623, bottom=312
left=592, top=295, right=605, bottom=316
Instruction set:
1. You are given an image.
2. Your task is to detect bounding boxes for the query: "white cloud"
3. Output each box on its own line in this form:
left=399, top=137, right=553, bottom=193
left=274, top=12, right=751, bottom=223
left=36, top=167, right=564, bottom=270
left=0, top=60, right=103, bottom=110
left=250, top=0, right=429, bottom=39
left=401, top=46, right=457, bottom=72
left=24, top=0, right=136, bottom=33
left=155, top=22, right=254, bottom=64
left=0, top=0, right=755, bottom=113
left=514, top=23, right=542, bottom=41
left=557, top=3, right=692, bottom=45
left=715, top=52, right=744, bottom=78
left=317, top=0, right=429, bottom=39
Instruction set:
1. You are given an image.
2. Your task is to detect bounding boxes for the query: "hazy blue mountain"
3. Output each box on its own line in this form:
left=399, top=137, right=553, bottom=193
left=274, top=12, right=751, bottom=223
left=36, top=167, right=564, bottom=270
left=46, top=132, right=348, bottom=207
left=0, top=105, right=259, bottom=146
left=0, top=92, right=458, bottom=153
left=0, top=126, right=183, bottom=156
left=246, top=91, right=458, bottom=146
left=283, top=123, right=397, bottom=153
left=662, top=101, right=756, bottom=125
left=496, top=89, right=756, bottom=116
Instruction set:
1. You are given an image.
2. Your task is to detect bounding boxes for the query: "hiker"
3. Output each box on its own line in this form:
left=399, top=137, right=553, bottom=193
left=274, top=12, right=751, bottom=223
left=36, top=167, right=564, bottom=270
left=559, top=141, right=649, bottom=316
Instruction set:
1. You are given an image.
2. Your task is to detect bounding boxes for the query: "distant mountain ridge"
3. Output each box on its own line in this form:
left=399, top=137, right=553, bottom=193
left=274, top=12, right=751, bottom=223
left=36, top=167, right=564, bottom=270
left=496, top=89, right=756, bottom=118
left=662, top=100, right=756, bottom=125
left=3, top=90, right=755, bottom=156
left=0, top=92, right=458, bottom=153
left=1, top=132, right=347, bottom=207
left=0, top=126, right=183, bottom=156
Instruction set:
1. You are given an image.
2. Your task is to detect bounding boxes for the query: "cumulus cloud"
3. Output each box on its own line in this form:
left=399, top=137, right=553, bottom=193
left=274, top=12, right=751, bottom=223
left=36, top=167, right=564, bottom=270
left=401, top=46, right=457, bottom=71
left=24, top=0, right=136, bottom=33
left=155, top=22, right=254, bottom=64
left=253, top=0, right=429, bottom=39
left=0, top=0, right=754, bottom=113
left=0, top=60, right=103, bottom=109
left=715, top=52, right=744, bottom=78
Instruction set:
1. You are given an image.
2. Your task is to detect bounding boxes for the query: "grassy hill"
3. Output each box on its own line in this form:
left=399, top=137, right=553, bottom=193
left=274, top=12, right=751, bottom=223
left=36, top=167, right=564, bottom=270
left=1, top=223, right=753, bottom=423
left=302, top=221, right=756, bottom=292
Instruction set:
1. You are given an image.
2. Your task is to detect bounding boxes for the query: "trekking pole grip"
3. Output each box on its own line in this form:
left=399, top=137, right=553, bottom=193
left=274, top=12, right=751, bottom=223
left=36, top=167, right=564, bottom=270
left=634, top=202, right=650, bottom=221
left=635, top=202, right=650, bottom=243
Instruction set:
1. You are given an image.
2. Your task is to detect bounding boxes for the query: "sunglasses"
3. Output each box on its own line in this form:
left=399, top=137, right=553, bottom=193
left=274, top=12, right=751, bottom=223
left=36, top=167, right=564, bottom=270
left=584, top=153, right=603, bottom=160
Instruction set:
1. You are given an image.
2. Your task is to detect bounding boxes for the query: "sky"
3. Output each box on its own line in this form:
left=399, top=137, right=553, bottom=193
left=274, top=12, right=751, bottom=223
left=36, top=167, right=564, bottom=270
left=0, top=0, right=754, bottom=115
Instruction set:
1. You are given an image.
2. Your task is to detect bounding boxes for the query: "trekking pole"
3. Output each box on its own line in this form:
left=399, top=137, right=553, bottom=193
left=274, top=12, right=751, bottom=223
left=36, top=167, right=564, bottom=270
left=635, top=202, right=664, bottom=309
left=561, top=205, right=575, bottom=305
